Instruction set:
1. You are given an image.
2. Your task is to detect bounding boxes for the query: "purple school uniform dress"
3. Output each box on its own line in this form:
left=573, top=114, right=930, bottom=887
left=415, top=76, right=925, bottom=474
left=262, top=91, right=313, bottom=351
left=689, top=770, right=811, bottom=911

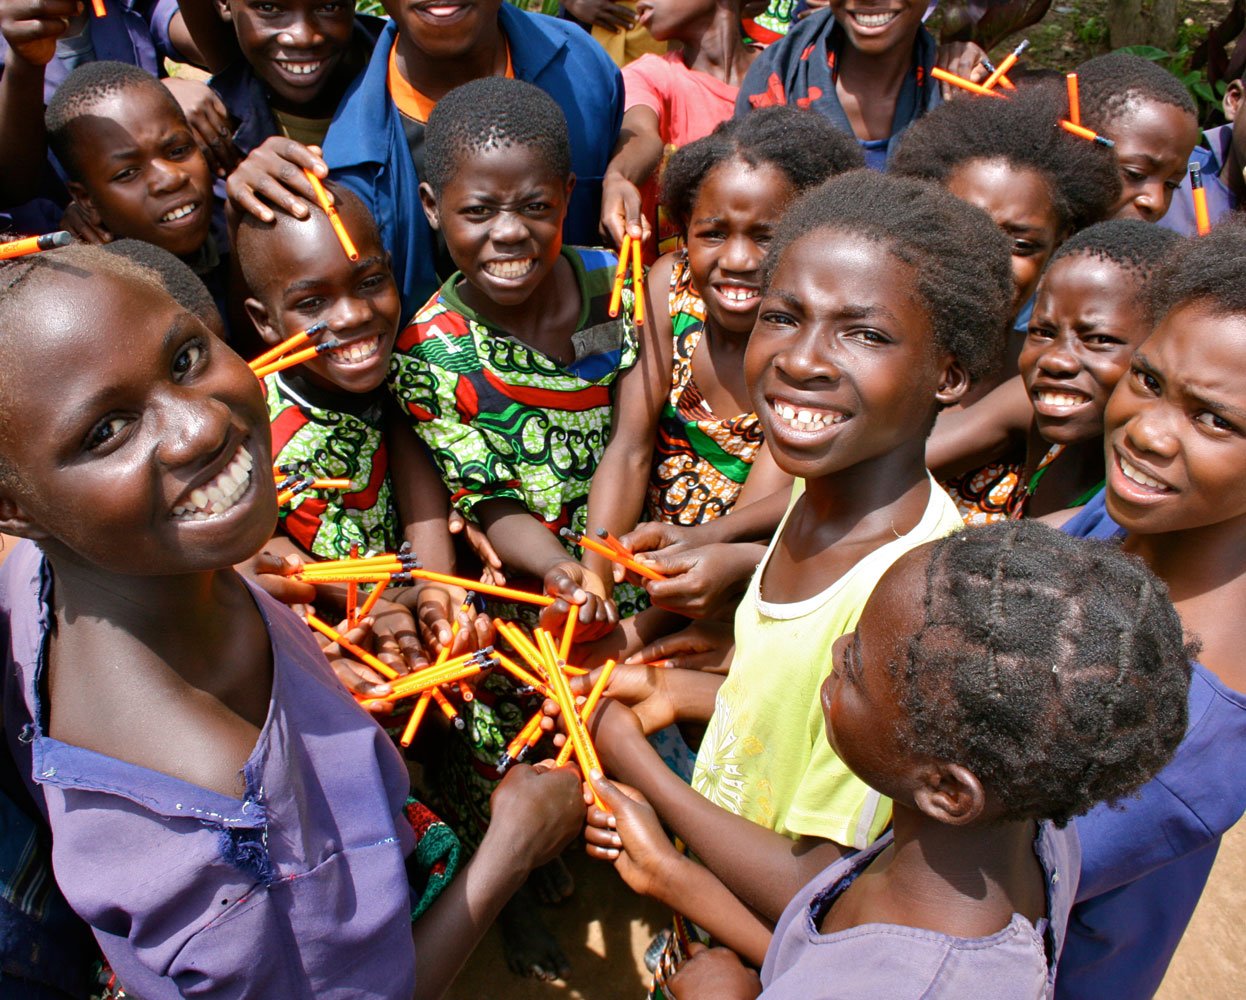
left=0, top=541, right=418, bottom=999
left=1056, top=491, right=1246, bottom=999
left=759, top=823, right=1079, bottom=999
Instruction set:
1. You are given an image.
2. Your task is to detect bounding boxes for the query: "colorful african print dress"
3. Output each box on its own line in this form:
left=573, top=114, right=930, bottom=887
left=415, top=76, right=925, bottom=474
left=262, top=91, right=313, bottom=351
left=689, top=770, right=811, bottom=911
left=647, top=253, right=764, bottom=526
left=264, top=372, right=399, bottom=559
left=388, top=245, right=640, bottom=847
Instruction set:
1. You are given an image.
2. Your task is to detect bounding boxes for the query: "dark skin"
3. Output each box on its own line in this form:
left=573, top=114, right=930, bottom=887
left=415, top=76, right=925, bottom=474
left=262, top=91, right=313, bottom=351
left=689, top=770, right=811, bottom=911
left=1100, top=99, right=1199, bottom=224
left=0, top=258, right=588, bottom=1000
left=562, top=229, right=970, bottom=943
left=1219, top=80, right=1246, bottom=206
left=1016, top=255, right=1151, bottom=518
left=1101, top=303, right=1246, bottom=693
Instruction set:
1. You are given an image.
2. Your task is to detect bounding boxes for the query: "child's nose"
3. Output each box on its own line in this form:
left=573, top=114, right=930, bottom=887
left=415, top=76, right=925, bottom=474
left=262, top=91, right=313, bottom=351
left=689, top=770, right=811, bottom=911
left=278, top=17, right=321, bottom=47
left=150, top=159, right=190, bottom=192
left=776, top=331, right=840, bottom=383
left=1134, top=183, right=1163, bottom=221
left=490, top=211, right=527, bottom=244
left=1125, top=403, right=1179, bottom=458
left=330, top=295, right=372, bottom=331
left=157, top=391, right=233, bottom=470
left=721, top=235, right=758, bottom=273
left=1038, top=339, right=1079, bottom=375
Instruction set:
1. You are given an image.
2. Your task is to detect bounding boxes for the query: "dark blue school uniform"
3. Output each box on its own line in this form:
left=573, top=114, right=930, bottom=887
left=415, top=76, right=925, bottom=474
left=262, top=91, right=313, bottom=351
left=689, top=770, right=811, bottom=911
left=1057, top=490, right=1246, bottom=999
left=320, top=7, right=623, bottom=322
left=1158, top=124, right=1237, bottom=237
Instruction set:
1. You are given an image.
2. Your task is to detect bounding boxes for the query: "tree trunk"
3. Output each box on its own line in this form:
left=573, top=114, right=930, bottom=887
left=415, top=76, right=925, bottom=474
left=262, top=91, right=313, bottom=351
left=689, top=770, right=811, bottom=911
left=1108, top=0, right=1179, bottom=49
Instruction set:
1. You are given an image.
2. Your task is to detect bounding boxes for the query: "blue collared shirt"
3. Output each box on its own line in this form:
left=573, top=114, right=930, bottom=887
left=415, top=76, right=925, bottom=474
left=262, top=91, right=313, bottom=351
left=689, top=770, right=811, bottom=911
left=1158, top=123, right=1238, bottom=237
left=321, top=8, right=623, bottom=322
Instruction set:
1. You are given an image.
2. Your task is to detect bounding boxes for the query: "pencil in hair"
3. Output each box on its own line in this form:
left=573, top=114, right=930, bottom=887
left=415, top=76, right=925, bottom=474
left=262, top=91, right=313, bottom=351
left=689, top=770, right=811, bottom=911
left=1059, top=120, right=1114, bottom=147
left=304, top=169, right=359, bottom=261
left=1066, top=73, right=1080, bottom=125
left=930, top=67, right=1008, bottom=100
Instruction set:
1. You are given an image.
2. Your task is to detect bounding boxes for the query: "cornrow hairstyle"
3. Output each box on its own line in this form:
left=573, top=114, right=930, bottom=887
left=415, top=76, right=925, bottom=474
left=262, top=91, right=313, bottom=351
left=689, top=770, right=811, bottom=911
left=895, top=520, right=1193, bottom=827
left=101, top=239, right=221, bottom=334
left=1077, top=52, right=1197, bottom=131
left=46, top=62, right=182, bottom=181
left=763, top=171, right=1013, bottom=382
left=1147, top=215, right=1246, bottom=322
left=891, top=84, right=1122, bottom=234
left=659, top=105, right=866, bottom=228
left=1047, top=219, right=1183, bottom=326
left=423, top=77, right=570, bottom=195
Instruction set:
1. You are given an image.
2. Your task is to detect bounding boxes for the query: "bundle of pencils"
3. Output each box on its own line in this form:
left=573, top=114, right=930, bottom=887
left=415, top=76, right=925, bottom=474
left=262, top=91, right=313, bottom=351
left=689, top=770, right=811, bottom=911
left=249, top=321, right=331, bottom=377
left=274, top=471, right=353, bottom=506
left=560, top=527, right=666, bottom=583
left=608, top=232, right=646, bottom=327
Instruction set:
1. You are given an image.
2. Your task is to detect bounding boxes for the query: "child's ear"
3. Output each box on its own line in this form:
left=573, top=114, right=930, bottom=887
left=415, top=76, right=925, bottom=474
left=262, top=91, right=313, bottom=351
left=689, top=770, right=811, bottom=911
left=934, top=357, right=970, bottom=408
left=913, top=762, right=986, bottom=826
left=419, top=182, right=440, bottom=231
left=244, top=297, right=282, bottom=346
left=0, top=493, right=49, bottom=543
left=214, top=0, right=232, bottom=21
left=1225, top=80, right=1245, bottom=124
left=564, top=172, right=577, bottom=201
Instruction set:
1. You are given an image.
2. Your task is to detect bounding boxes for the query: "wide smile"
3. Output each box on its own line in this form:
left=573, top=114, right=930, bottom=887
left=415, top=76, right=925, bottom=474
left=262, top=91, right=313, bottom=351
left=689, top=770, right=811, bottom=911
left=325, top=335, right=382, bottom=366
left=846, top=8, right=902, bottom=31
left=1031, top=386, right=1094, bottom=418
left=172, top=443, right=255, bottom=521
left=158, top=201, right=201, bottom=226
left=768, top=396, right=851, bottom=437
left=482, top=257, right=537, bottom=281
left=272, top=57, right=331, bottom=85
left=1109, top=446, right=1175, bottom=505
left=711, top=282, right=761, bottom=313
left=411, top=1, right=473, bottom=22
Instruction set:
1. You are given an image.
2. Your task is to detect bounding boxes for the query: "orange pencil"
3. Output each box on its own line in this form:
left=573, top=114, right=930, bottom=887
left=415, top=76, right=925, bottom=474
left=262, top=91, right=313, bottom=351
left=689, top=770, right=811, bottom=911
left=608, top=233, right=631, bottom=318
left=1190, top=162, right=1212, bottom=236
left=555, top=659, right=615, bottom=766
left=309, top=478, right=352, bottom=490
left=562, top=528, right=666, bottom=583
left=356, top=579, right=389, bottom=620
left=407, top=567, right=556, bottom=607
left=595, top=527, right=632, bottom=556
left=305, top=612, right=400, bottom=680
left=982, top=39, right=1027, bottom=90
left=432, top=688, right=465, bottom=729
left=494, top=620, right=548, bottom=675
left=630, top=230, right=645, bottom=326
left=930, top=67, right=1008, bottom=100
left=1066, top=72, right=1081, bottom=125
left=1058, top=120, right=1114, bottom=148
left=500, top=710, right=545, bottom=768
left=91, top=0, right=105, bottom=16
left=559, top=608, right=578, bottom=661
left=253, top=339, right=343, bottom=379
left=979, top=57, right=1014, bottom=90
left=345, top=544, right=359, bottom=628
left=491, top=649, right=554, bottom=698
left=248, top=322, right=327, bottom=371
left=400, top=691, right=434, bottom=747
left=536, top=629, right=606, bottom=810
left=304, top=169, right=359, bottom=261
left=0, top=231, right=72, bottom=260
left=276, top=478, right=316, bottom=506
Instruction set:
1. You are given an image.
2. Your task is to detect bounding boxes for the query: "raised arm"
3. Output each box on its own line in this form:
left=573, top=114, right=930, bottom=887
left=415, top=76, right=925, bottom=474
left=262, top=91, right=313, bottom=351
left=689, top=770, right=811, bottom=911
left=0, top=0, right=70, bottom=204
left=600, top=105, right=664, bottom=248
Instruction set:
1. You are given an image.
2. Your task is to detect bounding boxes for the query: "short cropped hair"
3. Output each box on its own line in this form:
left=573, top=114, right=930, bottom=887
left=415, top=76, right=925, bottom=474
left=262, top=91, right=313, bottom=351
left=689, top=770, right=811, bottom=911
left=1048, top=219, right=1183, bottom=324
left=891, top=85, right=1121, bottom=234
left=1077, top=52, right=1197, bottom=131
left=1147, top=215, right=1246, bottom=321
left=423, top=77, right=570, bottom=195
left=659, top=105, right=865, bottom=227
left=45, top=61, right=183, bottom=181
left=764, top=171, right=1014, bottom=382
left=102, top=239, right=221, bottom=334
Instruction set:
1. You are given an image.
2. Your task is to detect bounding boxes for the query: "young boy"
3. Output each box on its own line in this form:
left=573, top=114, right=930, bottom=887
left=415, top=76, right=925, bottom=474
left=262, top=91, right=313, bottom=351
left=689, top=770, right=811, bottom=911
left=1161, top=67, right=1246, bottom=235
left=734, top=0, right=940, bottom=170
left=1077, top=51, right=1201, bottom=225
left=43, top=61, right=230, bottom=322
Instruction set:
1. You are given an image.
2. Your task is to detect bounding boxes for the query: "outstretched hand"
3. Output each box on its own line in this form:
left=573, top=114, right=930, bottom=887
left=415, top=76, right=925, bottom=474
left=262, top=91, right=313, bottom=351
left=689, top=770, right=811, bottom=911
left=583, top=773, right=681, bottom=899
left=667, top=943, right=762, bottom=1000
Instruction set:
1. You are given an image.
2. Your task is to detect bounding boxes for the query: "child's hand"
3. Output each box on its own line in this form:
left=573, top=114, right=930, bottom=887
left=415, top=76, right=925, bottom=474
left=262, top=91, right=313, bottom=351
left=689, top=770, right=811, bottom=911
left=563, top=0, right=636, bottom=32
left=447, top=509, right=506, bottom=585
left=601, top=175, right=650, bottom=252
left=584, top=698, right=647, bottom=772
left=584, top=773, right=682, bottom=899
left=570, top=663, right=676, bottom=734
left=623, top=619, right=734, bottom=673
left=162, top=77, right=240, bottom=178
left=488, top=762, right=585, bottom=871
left=667, top=943, right=762, bottom=1000
left=226, top=137, right=327, bottom=223
left=0, top=0, right=79, bottom=66
left=235, top=549, right=317, bottom=609
left=369, top=598, right=430, bottom=673
left=638, top=543, right=761, bottom=619
left=411, top=584, right=493, bottom=660
left=935, top=40, right=991, bottom=98
left=540, top=561, right=617, bottom=642
left=314, top=616, right=397, bottom=705
left=60, top=201, right=110, bottom=244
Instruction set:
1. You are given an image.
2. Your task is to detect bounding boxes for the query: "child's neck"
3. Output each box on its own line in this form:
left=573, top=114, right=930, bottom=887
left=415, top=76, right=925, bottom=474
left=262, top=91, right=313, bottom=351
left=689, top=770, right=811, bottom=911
left=459, top=252, right=581, bottom=359
left=678, top=7, right=754, bottom=85
left=800, top=441, right=930, bottom=531
left=826, top=803, right=1044, bottom=938
left=835, top=29, right=920, bottom=142
left=394, top=26, right=508, bottom=104
left=1022, top=429, right=1103, bottom=518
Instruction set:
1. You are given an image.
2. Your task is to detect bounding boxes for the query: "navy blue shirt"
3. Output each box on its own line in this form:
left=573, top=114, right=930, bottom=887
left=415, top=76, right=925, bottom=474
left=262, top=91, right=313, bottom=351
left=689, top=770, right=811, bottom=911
left=1057, top=490, right=1246, bottom=999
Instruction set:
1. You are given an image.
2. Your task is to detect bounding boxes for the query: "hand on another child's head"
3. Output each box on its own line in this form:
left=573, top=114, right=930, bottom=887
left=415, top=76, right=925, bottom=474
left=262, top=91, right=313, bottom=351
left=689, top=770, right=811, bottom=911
left=583, top=773, right=681, bottom=899
left=489, top=762, right=585, bottom=872
left=667, top=943, right=762, bottom=1000
left=226, top=137, right=328, bottom=225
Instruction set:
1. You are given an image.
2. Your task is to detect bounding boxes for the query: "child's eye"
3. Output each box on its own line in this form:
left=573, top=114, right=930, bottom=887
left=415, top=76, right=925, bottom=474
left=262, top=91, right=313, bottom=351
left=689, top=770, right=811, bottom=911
left=169, top=144, right=195, bottom=160
left=1084, top=333, right=1124, bottom=347
left=1122, top=168, right=1148, bottom=184
left=1026, top=325, right=1055, bottom=340
left=85, top=416, right=130, bottom=452
left=111, top=167, right=139, bottom=183
left=172, top=340, right=206, bottom=378
left=760, top=311, right=796, bottom=327
left=1133, top=367, right=1160, bottom=394
left=294, top=296, right=326, bottom=312
left=1011, top=239, right=1040, bottom=256
left=359, top=274, right=388, bottom=292
left=1164, top=179, right=1183, bottom=192
left=462, top=206, right=493, bottom=219
left=1195, top=411, right=1237, bottom=434
left=523, top=202, right=551, bottom=214
left=848, top=327, right=890, bottom=345
left=317, top=1, right=344, bottom=10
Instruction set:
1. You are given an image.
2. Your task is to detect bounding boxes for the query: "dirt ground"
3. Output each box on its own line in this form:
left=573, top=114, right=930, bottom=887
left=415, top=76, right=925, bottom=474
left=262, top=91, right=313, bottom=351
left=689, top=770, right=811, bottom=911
left=449, top=822, right=1246, bottom=999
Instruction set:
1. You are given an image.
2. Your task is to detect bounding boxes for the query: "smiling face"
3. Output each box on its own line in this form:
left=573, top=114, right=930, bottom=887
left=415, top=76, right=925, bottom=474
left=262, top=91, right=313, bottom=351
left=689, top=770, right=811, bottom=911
left=242, top=199, right=400, bottom=394
left=945, top=158, right=1064, bottom=322
left=744, top=229, right=966, bottom=482
left=383, top=0, right=502, bottom=60
left=1102, top=100, right=1200, bottom=223
left=1103, top=301, right=1246, bottom=536
left=67, top=83, right=214, bottom=259
left=0, top=262, right=276, bottom=575
left=1020, top=255, right=1151, bottom=446
left=827, top=0, right=926, bottom=55
left=686, top=158, right=796, bottom=338
left=421, top=143, right=573, bottom=310
left=221, top=0, right=356, bottom=115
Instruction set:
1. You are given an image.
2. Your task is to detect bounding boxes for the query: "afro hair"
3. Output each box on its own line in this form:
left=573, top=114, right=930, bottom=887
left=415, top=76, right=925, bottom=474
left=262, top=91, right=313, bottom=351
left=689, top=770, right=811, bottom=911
left=1077, top=51, right=1197, bottom=131
left=763, top=170, right=1013, bottom=382
left=896, top=520, right=1193, bottom=827
left=659, top=105, right=865, bottom=227
left=891, top=84, right=1122, bottom=234
left=423, top=77, right=570, bottom=195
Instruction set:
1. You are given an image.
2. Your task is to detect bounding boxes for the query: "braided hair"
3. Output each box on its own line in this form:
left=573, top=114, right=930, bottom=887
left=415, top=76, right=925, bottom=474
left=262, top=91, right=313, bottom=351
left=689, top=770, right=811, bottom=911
left=894, top=521, right=1193, bottom=827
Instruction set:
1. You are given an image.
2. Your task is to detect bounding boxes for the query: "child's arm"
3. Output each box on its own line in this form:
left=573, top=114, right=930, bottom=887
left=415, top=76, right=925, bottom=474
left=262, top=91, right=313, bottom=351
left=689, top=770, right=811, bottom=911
left=410, top=762, right=584, bottom=1000
left=592, top=701, right=850, bottom=923
left=0, top=0, right=65, bottom=204
left=161, top=0, right=238, bottom=73
left=926, top=375, right=1031, bottom=479
left=601, top=106, right=664, bottom=248
left=580, top=254, right=669, bottom=593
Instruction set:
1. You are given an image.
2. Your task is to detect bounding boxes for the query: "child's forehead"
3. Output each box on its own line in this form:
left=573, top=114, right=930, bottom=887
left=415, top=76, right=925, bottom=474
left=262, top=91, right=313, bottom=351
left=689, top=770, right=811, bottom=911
left=81, top=80, right=183, bottom=131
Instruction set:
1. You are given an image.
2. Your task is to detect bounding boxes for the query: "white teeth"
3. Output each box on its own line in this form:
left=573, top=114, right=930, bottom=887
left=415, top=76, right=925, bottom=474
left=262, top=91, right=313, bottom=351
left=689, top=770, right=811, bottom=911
left=484, top=258, right=535, bottom=280
left=1037, top=391, right=1088, bottom=408
left=281, top=60, right=323, bottom=75
left=854, top=9, right=897, bottom=26
left=773, top=401, right=844, bottom=432
left=173, top=446, right=254, bottom=520
left=161, top=203, right=196, bottom=222
left=329, top=336, right=380, bottom=364
left=719, top=286, right=759, bottom=303
left=1119, top=455, right=1168, bottom=491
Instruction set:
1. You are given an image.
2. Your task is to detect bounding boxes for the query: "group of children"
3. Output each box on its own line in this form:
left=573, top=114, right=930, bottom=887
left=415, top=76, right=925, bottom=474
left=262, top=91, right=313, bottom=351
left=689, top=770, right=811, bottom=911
left=0, top=0, right=1244, bottom=996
